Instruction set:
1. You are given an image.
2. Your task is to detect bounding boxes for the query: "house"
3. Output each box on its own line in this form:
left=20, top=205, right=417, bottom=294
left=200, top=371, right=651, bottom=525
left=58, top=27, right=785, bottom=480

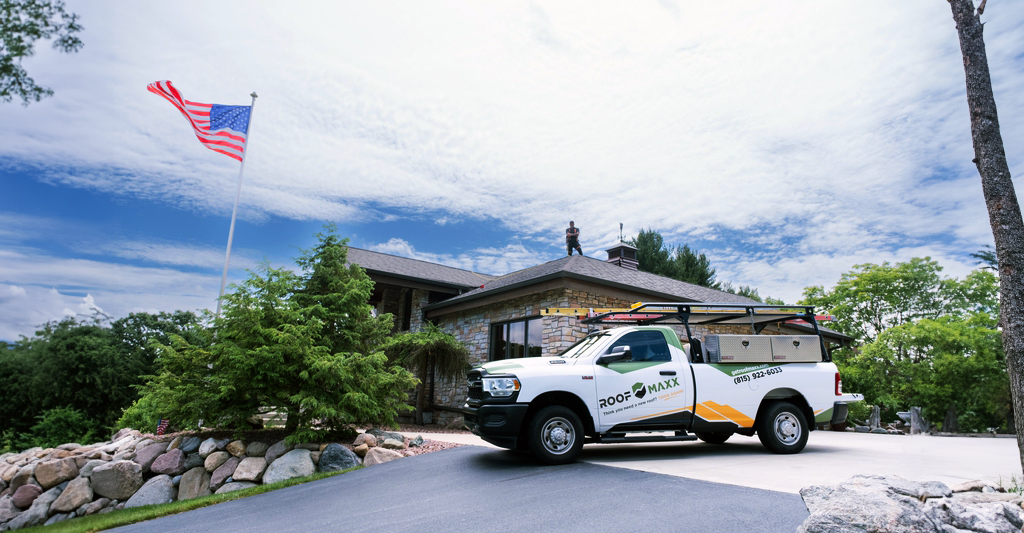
left=348, top=243, right=849, bottom=424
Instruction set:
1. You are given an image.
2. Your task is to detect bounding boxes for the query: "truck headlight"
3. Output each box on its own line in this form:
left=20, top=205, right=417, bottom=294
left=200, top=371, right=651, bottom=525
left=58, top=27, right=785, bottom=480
left=483, top=376, right=521, bottom=397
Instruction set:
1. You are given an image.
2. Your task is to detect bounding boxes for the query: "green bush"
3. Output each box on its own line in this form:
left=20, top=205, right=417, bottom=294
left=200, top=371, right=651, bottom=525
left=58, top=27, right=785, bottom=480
left=116, top=394, right=165, bottom=433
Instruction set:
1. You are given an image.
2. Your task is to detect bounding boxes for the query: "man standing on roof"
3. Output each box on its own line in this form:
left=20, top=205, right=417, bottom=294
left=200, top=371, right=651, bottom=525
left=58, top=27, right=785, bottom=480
left=566, top=221, right=583, bottom=256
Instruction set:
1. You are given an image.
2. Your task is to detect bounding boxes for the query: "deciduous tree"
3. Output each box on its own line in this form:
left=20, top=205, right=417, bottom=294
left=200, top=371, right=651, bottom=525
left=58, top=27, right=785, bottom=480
left=1, top=0, right=83, bottom=105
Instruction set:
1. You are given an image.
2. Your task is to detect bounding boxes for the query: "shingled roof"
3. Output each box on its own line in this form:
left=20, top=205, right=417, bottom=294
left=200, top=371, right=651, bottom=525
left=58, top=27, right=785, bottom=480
left=424, top=254, right=757, bottom=311
left=346, top=247, right=495, bottom=291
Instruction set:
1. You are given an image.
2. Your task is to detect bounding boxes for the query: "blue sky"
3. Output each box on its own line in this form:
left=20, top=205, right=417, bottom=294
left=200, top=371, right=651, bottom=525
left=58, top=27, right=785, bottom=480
left=2, top=1, right=1023, bottom=341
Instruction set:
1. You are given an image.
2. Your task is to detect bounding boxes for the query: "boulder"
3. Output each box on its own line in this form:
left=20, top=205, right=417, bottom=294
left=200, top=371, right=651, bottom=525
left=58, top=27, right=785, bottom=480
left=310, top=452, right=320, bottom=465
left=5, top=485, right=61, bottom=530
left=318, top=444, right=360, bottom=472
left=232, top=457, right=266, bottom=482
left=183, top=452, right=205, bottom=471
left=44, top=512, right=73, bottom=526
left=210, top=457, right=241, bottom=491
left=226, top=440, right=247, bottom=457
left=179, top=436, right=202, bottom=454
left=264, top=440, right=293, bottom=466
left=799, top=475, right=956, bottom=533
left=79, top=459, right=108, bottom=478
left=0, top=463, right=18, bottom=483
left=8, top=464, right=37, bottom=493
left=363, top=447, right=403, bottom=467
left=205, top=451, right=231, bottom=472
left=367, top=428, right=404, bottom=443
left=952, top=480, right=1001, bottom=493
left=410, top=435, right=425, bottom=448
left=166, top=435, right=183, bottom=451
left=11, top=484, right=43, bottom=509
left=35, top=458, right=80, bottom=489
left=215, top=482, right=257, bottom=494
left=74, top=456, right=90, bottom=469
left=134, top=442, right=167, bottom=473
left=112, top=450, right=135, bottom=462
left=262, top=449, right=314, bottom=485
left=0, top=495, right=21, bottom=524
left=177, top=467, right=211, bottom=501
left=151, top=449, right=187, bottom=476
left=854, top=425, right=871, bottom=433
left=50, top=476, right=93, bottom=513
left=381, top=438, right=406, bottom=450
left=353, top=433, right=377, bottom=447
left=83, top=497, right=111, bottom=515
left=198, top=438, right=219, bottom=458
left=111, top=428, right=135, bottom=442
left=870, top=427, right=889, bottom=434
left=353, top=444, right=369, bottom=458
left=246, top=442, right=269, bottom=457
left=90, top=460, right=144, bottom=500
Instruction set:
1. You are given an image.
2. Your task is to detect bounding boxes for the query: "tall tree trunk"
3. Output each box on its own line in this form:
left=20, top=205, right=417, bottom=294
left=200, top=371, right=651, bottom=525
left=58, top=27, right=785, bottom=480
left=949, top=0, right=1024, bottom=471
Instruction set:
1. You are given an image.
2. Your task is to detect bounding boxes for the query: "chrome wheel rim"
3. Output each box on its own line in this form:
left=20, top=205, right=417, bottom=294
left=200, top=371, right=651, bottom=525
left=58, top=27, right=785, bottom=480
left=774, top=412, right=801, bottom=445
left=541, top=417, right=575, bottom=455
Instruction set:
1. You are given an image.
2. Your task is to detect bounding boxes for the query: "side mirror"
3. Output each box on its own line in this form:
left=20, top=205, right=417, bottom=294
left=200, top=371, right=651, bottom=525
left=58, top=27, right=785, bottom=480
left=598, top=345, right=631, bottom=365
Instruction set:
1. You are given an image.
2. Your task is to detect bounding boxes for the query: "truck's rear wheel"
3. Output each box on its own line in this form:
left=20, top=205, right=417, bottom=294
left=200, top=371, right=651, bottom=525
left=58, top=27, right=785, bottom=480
left=528, top=406, right=584, bottom=465
left=696, top=431, right=733, bottom=444
left=757, top=402, right=808, bottom=454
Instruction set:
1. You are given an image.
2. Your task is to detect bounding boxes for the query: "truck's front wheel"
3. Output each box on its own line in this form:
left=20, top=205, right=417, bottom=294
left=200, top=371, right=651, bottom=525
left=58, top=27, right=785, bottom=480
left=528, top=406, right=584, bottom=465
left=757, top=402, right=808, bottom=454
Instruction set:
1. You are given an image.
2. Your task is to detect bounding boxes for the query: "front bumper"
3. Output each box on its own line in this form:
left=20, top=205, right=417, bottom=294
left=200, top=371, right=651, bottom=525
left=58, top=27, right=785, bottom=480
left=464, top=403, right=530, bottom=450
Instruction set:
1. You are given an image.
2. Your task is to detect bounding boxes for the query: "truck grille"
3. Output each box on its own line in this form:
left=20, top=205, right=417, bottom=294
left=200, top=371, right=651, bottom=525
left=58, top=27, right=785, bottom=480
left=467, top=370, right=484, bottom=401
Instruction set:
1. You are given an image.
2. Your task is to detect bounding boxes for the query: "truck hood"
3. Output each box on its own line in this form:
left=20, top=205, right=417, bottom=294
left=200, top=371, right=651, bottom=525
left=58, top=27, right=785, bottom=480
left=476, top=357, right=574, bottom=375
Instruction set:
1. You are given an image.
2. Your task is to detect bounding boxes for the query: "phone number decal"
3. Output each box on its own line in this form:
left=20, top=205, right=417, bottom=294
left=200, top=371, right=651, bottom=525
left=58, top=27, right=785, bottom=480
left=733, top=366, right=782, bottom=384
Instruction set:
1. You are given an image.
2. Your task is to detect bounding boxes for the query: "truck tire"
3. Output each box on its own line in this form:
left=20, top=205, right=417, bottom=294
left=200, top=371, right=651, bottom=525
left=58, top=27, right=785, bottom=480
left=757, top=402, right=808, bottom=454
left=696, top=431, right=733, bottom=444
left=528, top=406, right=584, bottom=465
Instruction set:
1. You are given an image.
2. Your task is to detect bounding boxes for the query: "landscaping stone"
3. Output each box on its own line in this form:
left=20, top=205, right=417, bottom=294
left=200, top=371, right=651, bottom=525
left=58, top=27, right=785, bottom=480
left=183, top=452, right=205, bottom=471
left=310, top=452, right=320, bottom=464
left=215, top=482, right=257, bottom=494
left=124, top=475, right=176, bottom=509
left=43, top=512, right=73, bottom=526
left=262, top=449, right=314, bottom=485
left=50, top=477, right=92, bottom=513
left=177, top=467, right=211, bottom=500
left=367, top=428, right=404, bottom=443
left=854, top=425, right=870, bottom=433
left=226, top=440, right=246, bottom=457
left=0, top=463, right=18, bottom=483
left=211, top=457, right=241, bottom=491
left=870, top=428, right=889, bottom=434
left=11, top=485, right=42, bottom=509
left=166, top=435, right=183, bottom=451
left=90, top=460, right=144, bottom=500
left=83, top=497, right=110, bottom=515
left=232, top=457, right=266, bottom=482
left=8, top=465, right=36, bottom=493
left=381, top=438, right=406, bottom=450
left=363, top=447, right=403, bottom=467
left=198, top=438, right=219, bottom=458
left=317, top=444, right=360, bottom=472
left=79, top=459, right=107, bottom=478
left=5, top=485, right=61, bottom=530
left=246, top=442, right=269, bottom=457
left=205, top=451, right=230, bottom=472
left=179, top=437, right=202, bottom=454
left=264, top=440, right=293, bottom=465
left=410, top=435, right=425, bottom=447
left=151, top=449, right=187, bottom=476
left=0, top=495, right=22, bottom=523
left=133, top=442, right=167, bottom=473
left=353, top=433, right=377, bottom=447
left=353, top=444, right=369, bottom=458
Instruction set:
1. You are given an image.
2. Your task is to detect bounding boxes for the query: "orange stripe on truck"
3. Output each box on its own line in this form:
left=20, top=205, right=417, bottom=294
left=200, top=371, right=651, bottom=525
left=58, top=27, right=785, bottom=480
left=703, top=401, right=755, bottom=428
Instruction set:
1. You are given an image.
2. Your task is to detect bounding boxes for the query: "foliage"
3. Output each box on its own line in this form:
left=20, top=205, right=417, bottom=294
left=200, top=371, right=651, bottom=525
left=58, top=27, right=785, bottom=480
left=115, top=393, right=165, bottom=433
left=142, top=227, right=418, bottom=443
left=971, top=245, right=998, bottom=270
left=25, top=406, right=101, bottom=448
left=0, top=311, right=202, bottom=447
left=719, top=282, right=785, bottom=304
left=384, top=323, right=471, bottom=424
left=1, top=0, right=83, bottom=105
left=629, top=228, right=719, bottom=288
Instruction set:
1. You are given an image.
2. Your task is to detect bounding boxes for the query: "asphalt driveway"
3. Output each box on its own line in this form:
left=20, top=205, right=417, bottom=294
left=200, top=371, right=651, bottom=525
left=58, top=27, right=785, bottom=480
left=112, top=446, right=808, bottom=533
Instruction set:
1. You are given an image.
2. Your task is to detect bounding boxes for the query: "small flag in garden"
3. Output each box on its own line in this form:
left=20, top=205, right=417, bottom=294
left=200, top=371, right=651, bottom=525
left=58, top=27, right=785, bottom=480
left=156, top=418, right=170, bottom=435
left=147, top=80, right=252, bottom=161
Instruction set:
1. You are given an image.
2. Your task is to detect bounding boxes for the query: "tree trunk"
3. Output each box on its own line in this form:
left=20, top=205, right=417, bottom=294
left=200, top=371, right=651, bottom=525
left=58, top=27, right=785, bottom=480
left=949, top=0, right=1024, bottom=472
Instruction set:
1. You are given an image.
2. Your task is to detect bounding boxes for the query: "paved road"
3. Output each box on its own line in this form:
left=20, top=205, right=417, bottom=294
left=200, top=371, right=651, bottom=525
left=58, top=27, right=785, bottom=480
left=112, top=446, right=807, bottom=533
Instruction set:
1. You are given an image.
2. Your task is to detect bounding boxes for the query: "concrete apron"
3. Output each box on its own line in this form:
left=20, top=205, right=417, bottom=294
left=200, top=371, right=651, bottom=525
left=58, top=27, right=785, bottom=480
left=404, top=431, right=1024, bottom=494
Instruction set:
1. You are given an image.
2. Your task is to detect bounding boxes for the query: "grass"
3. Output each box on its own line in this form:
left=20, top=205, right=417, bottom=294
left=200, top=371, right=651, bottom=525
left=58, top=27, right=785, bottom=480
left=998, top=474, right=1023, bottom=495
left=20, top=466, right=361, bottom=533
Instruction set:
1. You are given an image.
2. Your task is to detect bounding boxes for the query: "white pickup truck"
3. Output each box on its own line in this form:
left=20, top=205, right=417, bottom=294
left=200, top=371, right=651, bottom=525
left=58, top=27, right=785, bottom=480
left=464, top=303, right=863, bottom=464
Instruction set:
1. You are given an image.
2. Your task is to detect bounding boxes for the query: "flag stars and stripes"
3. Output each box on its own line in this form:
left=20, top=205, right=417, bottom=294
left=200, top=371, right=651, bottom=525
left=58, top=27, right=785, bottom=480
left=147, top=80, right=252, bottom=162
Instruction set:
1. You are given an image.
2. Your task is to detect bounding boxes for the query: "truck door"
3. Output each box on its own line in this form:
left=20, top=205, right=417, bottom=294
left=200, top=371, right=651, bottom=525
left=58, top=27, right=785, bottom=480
left=594, top=330, right=688, bottom=431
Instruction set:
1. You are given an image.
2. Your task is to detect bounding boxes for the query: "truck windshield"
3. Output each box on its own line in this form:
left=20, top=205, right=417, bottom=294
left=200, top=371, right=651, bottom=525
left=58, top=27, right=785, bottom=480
left=558, top=332, right=610, bottom=359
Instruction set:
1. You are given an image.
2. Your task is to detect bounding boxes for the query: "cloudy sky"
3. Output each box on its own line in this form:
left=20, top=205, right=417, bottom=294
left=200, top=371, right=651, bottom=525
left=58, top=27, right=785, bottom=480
left=2, top=1, right=1023, bottom=341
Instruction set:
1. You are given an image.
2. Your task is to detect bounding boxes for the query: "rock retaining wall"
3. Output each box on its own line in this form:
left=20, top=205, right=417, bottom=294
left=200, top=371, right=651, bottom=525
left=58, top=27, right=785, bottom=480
left=0, top=427, right=415, bottom=531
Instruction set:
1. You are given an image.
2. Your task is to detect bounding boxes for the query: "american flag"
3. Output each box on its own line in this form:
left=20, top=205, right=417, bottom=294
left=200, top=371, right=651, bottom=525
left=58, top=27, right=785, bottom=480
left=156, top=418, right=170, bottom=436
left=148, top=80, right=251, bottom=162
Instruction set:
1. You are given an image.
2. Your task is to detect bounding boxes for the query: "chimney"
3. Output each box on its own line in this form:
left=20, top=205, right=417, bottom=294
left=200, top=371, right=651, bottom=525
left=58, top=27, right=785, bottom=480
left=605, top=242, right=638, bottom=270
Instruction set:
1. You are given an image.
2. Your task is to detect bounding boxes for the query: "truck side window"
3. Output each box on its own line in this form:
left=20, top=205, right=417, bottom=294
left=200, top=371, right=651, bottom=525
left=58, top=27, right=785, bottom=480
left=607, top=331, right=671, bottom=362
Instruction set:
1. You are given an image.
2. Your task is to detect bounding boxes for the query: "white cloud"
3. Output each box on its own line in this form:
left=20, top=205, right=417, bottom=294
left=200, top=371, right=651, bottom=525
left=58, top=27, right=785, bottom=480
left=367, top=238, right=543, bottom=276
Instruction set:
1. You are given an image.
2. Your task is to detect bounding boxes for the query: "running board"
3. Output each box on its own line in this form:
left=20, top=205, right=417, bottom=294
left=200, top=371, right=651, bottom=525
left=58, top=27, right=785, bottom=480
left=592, top=432, right=698, bottom=444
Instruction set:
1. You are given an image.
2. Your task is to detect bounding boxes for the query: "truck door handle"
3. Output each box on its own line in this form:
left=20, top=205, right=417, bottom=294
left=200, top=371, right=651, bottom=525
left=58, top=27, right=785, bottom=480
left=660, top=371, right=676, bottom=376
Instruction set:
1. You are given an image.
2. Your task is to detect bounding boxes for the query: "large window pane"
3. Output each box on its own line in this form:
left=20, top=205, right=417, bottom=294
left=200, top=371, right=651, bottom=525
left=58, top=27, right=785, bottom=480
left=509, top=321, right=525, bottom=359
left=491, top=324, right=507, bottom=361
left=527, top=318, right=542, bottom=357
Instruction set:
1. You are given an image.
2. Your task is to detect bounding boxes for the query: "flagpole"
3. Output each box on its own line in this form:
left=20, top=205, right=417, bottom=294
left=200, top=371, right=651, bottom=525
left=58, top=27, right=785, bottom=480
left=215, top=91, right=258, bottom=318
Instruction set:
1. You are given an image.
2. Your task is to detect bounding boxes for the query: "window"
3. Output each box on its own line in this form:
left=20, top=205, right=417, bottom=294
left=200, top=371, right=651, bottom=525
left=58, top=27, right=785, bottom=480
left=606, top=331, right=671, bottom=362
left=490, top=317, right=543, bottom=360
